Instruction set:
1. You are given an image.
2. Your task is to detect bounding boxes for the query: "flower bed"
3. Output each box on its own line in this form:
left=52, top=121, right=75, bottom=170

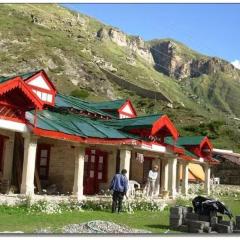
left=0, top=195, right=168, bottom=215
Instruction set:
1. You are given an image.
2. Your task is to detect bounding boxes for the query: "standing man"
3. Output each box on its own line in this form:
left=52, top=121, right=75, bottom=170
left=147, top=165, right=159, bottom=197
left=109, top=169, right=128, bottom=213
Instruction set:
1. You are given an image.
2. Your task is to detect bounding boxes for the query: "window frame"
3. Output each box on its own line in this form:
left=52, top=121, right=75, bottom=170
left=36, top=144, right=51, bottom=180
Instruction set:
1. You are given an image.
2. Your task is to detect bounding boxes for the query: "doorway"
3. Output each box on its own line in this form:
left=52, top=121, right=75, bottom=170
left=83, top=148, right=108, bottom=195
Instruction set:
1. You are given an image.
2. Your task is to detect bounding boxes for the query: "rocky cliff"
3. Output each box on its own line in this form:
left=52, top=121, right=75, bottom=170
left=149, top=39, right=240, bottom=80
left=97, top=27, right=154, bottom=65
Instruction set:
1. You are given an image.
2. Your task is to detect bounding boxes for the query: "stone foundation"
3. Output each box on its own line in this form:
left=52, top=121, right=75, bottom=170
left=170, top=206, right=239, bottom=234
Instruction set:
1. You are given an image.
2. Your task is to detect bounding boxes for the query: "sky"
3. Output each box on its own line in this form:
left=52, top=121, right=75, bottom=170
left=63, top=4, right=240, bottom=67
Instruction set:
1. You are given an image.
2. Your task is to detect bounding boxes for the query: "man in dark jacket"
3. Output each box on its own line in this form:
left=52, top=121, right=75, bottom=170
left=109, top=169, right=128, bottom=213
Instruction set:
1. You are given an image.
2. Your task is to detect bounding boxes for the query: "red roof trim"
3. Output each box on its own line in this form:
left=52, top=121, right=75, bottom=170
left=32, top=127, right=141, bottom=145
left=118, top=99, right=137, bottom=118
left=200, top=136, right=213, bottom=151
left=151, top=115, right=179, bottom=140
left=178, top=154, right=193, bottom=161
left=0, top=77, right=44, bottom=110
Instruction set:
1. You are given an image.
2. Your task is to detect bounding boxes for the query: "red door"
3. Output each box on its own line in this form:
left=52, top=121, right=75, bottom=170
left=83, top=149, right=108, bottom=195
left=0, top=137, right=4, bottom=174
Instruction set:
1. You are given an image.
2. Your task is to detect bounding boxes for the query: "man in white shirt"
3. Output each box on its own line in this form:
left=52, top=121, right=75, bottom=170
left=147, top=165, right=159, bottom=197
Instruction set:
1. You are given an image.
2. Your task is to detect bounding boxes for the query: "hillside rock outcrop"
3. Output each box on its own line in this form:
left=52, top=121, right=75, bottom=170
left=97, top=27, right=154, bottom=65
left=149, top=40, right=240, bottom=79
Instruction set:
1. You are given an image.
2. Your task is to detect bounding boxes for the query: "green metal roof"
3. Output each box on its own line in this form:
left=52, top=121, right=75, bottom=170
left=184, top=149, right=198, bottom=158
left=102, top=114, right=163, bottom=130
left=55, top=94, right=115, bottom=118
left=0, top=76, right=12, bottom=84
left=165, top=136, right=205, bottom=146
left=164, top=137, right=199, bottom=159
left=26, top=109, right=142, bottom=140
left=0, top=71, right=39, bottom=84
left=89, top=99, right=126, bottom=110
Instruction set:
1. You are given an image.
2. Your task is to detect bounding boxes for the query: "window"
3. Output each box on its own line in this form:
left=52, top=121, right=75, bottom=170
left=36, top=144, right=51, bottom=180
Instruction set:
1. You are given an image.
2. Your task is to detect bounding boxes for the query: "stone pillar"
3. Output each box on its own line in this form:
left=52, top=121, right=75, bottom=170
left=204, top=164, right=211, bottom=195
left=181, top=162, right=189, bottom=195
left=176, top=162, right=182, bottom=194
left=2, top=134, right=15, bottom=183
left=161, top=159, right=169, bottom=192
left=120, top=148, right=131, bottom=180
left=20, top=134, right=38, bottom=195
left=72, top=145, right=85, bottom=200
left=168, top=157, right=177, bottom=198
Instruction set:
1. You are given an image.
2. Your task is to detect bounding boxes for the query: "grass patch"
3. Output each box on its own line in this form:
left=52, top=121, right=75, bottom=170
left=0, top=196, right=239, bottom=233
left=0, top=206, right=170, bottom=233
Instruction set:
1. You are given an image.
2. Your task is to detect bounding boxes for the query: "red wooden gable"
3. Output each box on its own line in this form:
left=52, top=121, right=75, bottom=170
left=0, top=77, right=44, bottom=110
left=185, top=137, right=213, bottom=158
left=151, top=115, right=179, bottom=140
left=25, top=70, right=56, bottom=106
left=118, top=100, right=137, bottom=119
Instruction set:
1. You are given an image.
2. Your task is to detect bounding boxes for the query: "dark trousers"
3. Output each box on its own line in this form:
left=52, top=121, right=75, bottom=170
left=112, top=191, right=125, bottom=213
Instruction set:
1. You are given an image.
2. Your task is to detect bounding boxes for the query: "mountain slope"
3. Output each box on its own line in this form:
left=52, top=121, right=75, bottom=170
left=0, top=4, right=239, bottom=151
left=149, top=39, right=240, bottom=116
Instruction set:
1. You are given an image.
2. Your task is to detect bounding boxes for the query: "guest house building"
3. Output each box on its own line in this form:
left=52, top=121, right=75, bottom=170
left=0, top=69, right=218, bottom=199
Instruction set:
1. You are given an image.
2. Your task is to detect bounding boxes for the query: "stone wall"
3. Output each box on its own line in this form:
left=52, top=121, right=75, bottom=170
left=32, top=137, right=166, bottom=194
left=101, top=68, right=173, bottom=103
left=37, top=138, right=118, bottom=194
left=37, top=137, right=75, bottom=193
left=0, top=129, right=15, bottom=183
left=130, top=157, right=144, bottom=183
left=211, top=159, right=240, bottom=185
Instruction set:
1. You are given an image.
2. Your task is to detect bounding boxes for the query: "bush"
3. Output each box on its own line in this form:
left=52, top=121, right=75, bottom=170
left=70, top=89, right=90, bottom=99
left=6, top=197, right=168, bottom=215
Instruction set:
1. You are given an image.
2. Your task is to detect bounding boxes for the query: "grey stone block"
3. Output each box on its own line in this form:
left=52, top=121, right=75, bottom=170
left=188, top=227, right=202, bottom=233
left=219, top=220, right=234, bottom=229
left=170, top=213, right=183, bottom=219
left=235, top=216, right=240, bottom=229
left=188, top=220, right=210, bottom=230
left=170, top=218, right=182, bottom=227
left=182, top=217, right=189, bottom=225
left=203, top=226, right=212, bottom=233
left=186, top=212, right=199, bottom=220
left=177, top=225, right=188, bottom=232
left=214, top=224, right=232, bottom=233
left=170, top=207, right=183, bottom=215
left=209, top=231, right=218, bottom=234
left=182, top=206, right=193, bottom=214
left=210, top=217, right=218, bottom=225
left=236, top=223, right=240, bottom=230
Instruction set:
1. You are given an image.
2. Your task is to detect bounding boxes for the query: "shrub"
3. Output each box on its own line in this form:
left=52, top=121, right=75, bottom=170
left=70, top=89, right=90, bottom=99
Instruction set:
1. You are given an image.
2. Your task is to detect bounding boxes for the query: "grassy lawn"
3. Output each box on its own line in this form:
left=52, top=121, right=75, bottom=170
left=0, top=207, right=170, bottom=233
left=0, top=197, right=239, bottom=233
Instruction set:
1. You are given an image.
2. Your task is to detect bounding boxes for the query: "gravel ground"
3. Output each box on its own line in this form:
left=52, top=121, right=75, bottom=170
left=35, top=220, right=151, bottom=234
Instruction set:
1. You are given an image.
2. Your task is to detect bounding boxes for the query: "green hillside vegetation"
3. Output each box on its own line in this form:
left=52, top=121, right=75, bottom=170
left=0, top=4, right=239, bottom=152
